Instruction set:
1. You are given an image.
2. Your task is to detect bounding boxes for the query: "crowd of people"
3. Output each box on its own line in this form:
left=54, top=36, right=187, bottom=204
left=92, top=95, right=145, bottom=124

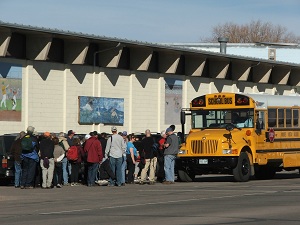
left=9, top=125, right=180, bottom=189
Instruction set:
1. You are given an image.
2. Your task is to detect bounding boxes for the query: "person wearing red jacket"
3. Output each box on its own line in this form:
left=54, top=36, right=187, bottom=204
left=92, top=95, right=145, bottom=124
left=84, top=131, right=103, bottom=187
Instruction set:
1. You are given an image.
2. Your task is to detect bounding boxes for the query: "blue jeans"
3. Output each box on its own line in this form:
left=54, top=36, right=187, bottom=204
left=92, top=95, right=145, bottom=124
left=109, top=157, right=123, bottom=186
left=121, top=155, right=126, bottom=184
left=87, top=163, right=99, bottom=186
left=21, top=157, right=37, bottom=187
left=14, top=161, right=22, bottom=187
left=164, top=155, right=176, bottom=182
left=61, top=157, right=69, bottom=184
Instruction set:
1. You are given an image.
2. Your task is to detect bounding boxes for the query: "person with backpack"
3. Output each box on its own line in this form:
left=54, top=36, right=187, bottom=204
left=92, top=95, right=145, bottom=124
left=139, top=129, right=156, bottom=185
left=39, top=132, right=55, bottom=189
left=20, top=126, right=39, bottom=189
left=58, top=132, right=70, bottom=186
left=84, top=131, right=103, bottom=187
left=157, top=130, right=167, bottom=183
left=69, top=138, right=85, bottom=186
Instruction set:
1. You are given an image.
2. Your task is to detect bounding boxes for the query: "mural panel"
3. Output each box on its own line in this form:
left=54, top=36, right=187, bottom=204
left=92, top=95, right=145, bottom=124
left=0, top=62, right=22, bottom=121
left=165, top=78, right=182, bottom=125
left=79, top=96, right=124, bottom=125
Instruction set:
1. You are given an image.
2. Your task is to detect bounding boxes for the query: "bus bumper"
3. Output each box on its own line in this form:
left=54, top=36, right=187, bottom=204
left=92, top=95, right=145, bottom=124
left=176, top=157, right=239, bottom=174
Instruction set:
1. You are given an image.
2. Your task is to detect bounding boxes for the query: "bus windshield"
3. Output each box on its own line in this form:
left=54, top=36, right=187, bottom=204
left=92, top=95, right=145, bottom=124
left=192, top=109, right=254, bottom=129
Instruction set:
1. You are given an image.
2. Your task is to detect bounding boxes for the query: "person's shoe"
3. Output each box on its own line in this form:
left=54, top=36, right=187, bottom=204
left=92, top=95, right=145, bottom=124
left=170, top=181, right=176, bottom=184
left=149, top=181, right=155, bottom=185
left=121, top=183, right=125, bottom=186
left=20, top=186, right=25, bottom=189
left=98, top=180, right=109, bottom=186
left=56, top=184, right=62, bottom=188
left=71, top=183, right=75, bottom=187
left=63, top=183, right=70, bottom=186
left=162, top=181, right=171, bottom=185
left=139, top=181, right=145, bottom=185
left=26, top=186, right=34, bottom=189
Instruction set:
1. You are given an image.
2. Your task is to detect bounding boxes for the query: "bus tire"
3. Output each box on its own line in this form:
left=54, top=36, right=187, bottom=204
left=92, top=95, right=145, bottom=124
left=255, top=166, right=276, bottom=180
left=233, top=152, right=251, bottom=182
left=177, top=168, right=195, bottom=182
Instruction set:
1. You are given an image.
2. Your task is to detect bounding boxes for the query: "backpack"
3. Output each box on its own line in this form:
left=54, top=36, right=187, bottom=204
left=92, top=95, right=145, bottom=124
left=59, top=140, right=66, bottom=151
left=67, top=146, right=78, bottom=161
left=152, top=142, right=159, bottom=157
left=21, top=135, right=34, bottom=152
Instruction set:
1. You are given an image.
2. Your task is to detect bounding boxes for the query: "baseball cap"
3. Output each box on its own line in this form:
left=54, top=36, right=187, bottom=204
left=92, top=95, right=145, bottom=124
left=122, top=131, right=127, bottom=136
left=85, top=134, right=91, bottom=139
left=26, top=126, right=35, bottom=133
left=111, top=126, right=117, bottom=132
left=166, top=127, right=173, bottom=133
left=68, top=130, right=75, bottom=135
left=44, top=131, right=51, bottom=137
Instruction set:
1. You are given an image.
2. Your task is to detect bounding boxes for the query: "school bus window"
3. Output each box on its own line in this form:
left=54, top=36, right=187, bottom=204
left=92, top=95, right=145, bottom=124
left=268, top=108, right=277, bottom=127
left=293, top=109, right=299, bottom=127
left=286, top=109, right=292, bottom=127
left=278, top=109, right=284, bottom=127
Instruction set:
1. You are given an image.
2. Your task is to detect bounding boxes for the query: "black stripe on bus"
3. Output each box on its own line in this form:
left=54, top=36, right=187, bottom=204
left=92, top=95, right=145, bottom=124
left=269, top=128, right=300, bottom=131
left=256, top=149, right=300, bottom=153
left=266, top=138, right=300, bottom=142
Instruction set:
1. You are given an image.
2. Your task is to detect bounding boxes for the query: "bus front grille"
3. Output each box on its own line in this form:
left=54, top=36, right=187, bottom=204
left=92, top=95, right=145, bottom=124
left=191, top=140, right=218, bottom=154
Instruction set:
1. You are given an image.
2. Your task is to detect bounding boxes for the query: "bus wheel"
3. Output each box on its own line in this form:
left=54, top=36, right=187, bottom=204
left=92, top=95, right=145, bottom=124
left=255, top=166, right=276, bottom=180
left=177, top=168, right=195, bottom=182
left=233, top=152, right=251, bottom=182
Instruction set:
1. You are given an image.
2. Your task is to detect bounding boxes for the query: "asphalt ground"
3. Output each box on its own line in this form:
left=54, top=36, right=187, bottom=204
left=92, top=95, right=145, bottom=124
left=1, top=171, right=300, bottom=225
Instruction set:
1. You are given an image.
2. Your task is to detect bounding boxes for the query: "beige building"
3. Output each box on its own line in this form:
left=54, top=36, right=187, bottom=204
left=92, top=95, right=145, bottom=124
left=0, top=22, right=300, bottom=135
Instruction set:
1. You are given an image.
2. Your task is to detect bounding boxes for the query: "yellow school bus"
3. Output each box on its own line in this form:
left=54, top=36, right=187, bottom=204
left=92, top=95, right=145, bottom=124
left=178, top=92, right=300, bottom=182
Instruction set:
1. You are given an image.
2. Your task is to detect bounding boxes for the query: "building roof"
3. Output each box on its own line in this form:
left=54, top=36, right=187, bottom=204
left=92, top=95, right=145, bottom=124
left=1, top=21, right=300, bottom=86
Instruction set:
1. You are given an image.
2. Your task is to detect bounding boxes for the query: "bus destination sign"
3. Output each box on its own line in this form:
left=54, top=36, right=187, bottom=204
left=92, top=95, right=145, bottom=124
left=208, top=97, right=232, bottom=105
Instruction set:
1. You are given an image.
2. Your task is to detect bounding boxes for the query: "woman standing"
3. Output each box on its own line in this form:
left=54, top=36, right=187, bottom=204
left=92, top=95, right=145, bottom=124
left=53, top=137, right=65, bottom=188
left=69, top=138, right=84, bottom=186
left=126, top=134, right=137, bottom=184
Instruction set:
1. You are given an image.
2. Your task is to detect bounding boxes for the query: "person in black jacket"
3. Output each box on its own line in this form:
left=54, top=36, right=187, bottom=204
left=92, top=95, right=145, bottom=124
left=39, top=132, right=55, bottom=188
left=139, top=129, right=156, bottom=185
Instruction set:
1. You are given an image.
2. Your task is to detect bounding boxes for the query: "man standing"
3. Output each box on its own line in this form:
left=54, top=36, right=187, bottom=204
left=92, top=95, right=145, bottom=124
left=163, top=127, right=179, bottom=184
left=10, top=131, right=26, bottom=188
left=84, top=131, right=103, bottom=187
left=140, top=129, right=156, bottom=185
left=67, top=130, right=75, bottom=146
left=105, top=126, right=126, bottom=187
left=21, top=126, right=39, bottom=189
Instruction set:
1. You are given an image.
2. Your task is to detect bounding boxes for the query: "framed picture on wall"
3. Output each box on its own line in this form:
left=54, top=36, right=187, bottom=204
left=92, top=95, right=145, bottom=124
left=78, top=96, right=124, bottom=125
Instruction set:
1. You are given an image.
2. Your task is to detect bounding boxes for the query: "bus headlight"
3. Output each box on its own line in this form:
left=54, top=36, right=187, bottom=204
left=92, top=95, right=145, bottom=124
left=223, top=149, right=232, bottom=154
left=178, top=150, right=186, bottom=154
left=222, top=149, right=238, bottom=154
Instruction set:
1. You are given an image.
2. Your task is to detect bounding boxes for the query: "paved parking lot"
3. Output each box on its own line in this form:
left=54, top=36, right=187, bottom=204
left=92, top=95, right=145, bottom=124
left=1, top=171, right=300, bottom=225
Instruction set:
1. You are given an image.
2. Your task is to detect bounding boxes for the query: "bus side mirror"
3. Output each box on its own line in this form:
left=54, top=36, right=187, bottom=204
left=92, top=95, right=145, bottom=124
left=255, top=119, right=263, bottom=134
left=181, top=111, right=185, bottom=125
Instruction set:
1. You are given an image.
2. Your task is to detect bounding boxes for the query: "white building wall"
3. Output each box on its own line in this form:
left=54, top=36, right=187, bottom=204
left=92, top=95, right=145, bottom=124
left=0, top=58, right=296, bottom=135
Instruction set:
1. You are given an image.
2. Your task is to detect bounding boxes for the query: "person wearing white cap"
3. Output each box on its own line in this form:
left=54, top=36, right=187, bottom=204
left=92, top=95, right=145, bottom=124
left=105, top=126, right=126, bottom=187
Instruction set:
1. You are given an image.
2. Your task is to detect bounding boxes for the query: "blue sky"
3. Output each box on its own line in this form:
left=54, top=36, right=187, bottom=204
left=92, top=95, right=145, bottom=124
left=1, top=0, right=299, bottom=43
